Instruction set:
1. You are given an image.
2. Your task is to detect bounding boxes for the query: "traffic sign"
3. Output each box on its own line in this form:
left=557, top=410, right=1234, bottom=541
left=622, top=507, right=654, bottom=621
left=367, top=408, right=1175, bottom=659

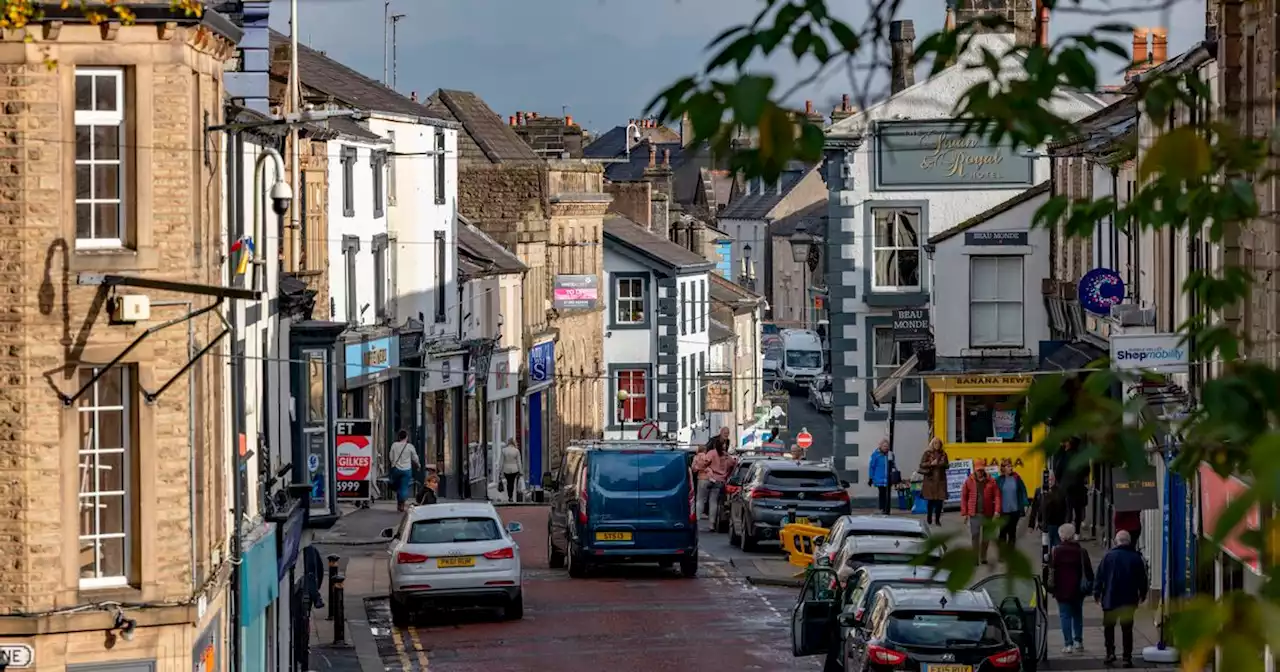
left=0, top=644, right=34, bottom=668
left=637, top=421, right=659, bottom=440
left=796, top=430, right=814, bottom=450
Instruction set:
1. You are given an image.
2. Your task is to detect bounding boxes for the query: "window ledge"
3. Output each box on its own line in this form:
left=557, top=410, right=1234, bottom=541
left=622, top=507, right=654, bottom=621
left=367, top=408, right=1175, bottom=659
left=609, top=322, right=650, bottom=331
left=69, top=246, right=159, bottom=273
left=864, top=407, right=928, bottom=421
left=864, top=291, right=928, bottom=307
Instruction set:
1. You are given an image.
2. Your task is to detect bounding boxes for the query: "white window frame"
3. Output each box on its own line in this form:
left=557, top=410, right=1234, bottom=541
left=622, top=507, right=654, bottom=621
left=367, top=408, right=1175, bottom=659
left=386, top=130, right=397, bottom=205
left=614, top=277, right=645, bottom=325
left=74, top=67, right=126, bottom=250
left=872, top=326, right=923, bottom=410
left=870, top=208, right=923, bottom=292
left=77, top=366, right=132, bottom=589
left=615, top=368, right=648, bottom=424
left=969, top=255, right=1025, bottom=348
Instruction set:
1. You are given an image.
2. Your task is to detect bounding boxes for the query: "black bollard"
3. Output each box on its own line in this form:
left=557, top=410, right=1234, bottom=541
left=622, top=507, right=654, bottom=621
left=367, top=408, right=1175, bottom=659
left=326, top=554, right=340, bottom=621
left=331, top=572, right=348, bottom=646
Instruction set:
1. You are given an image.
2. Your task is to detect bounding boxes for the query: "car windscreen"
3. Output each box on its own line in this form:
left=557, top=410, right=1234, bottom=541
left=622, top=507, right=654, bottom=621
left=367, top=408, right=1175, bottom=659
left=887, top=610, right=1006, bottom=647
left=765, top=470, right=838, bottom=488
left=592, top=452, right=687, bottom=491
left=849, top=553, right=936, bottom=565
left=862, top=580, right=945, bottom=607
left=409, top=517, right=501, bottom=544
left=786, top=350, right=822, bottom=368
left=851, top=528, right=928, bottom=539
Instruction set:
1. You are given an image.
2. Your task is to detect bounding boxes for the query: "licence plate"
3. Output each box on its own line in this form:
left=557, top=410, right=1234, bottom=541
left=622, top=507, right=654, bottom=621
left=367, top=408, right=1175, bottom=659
left=436, top=557, right=475, bottom=568
left=794, top=517, right=811, bottom=525
left=595, top=531, right=632, bottom=541
left=926, top=665, right=972, bottom=672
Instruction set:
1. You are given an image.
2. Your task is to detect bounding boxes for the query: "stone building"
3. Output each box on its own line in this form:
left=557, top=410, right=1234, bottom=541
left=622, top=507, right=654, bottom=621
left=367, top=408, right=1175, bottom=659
left=425, top=89, right=608, bottom=484
left=0, top=6, right=243, bottom=671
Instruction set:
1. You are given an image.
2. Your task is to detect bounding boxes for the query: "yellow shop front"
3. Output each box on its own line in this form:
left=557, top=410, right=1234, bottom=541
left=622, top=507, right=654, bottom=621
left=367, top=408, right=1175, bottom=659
left=926, top=374, right=1047, bottom=495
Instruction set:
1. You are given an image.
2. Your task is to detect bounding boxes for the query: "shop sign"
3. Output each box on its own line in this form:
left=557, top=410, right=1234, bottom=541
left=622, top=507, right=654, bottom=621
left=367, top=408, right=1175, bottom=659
left=892, top=308, right=931, bottom=342
left=945, top=458, right=974, bottom=505
left=874, top=120, right=1035, bottom=190
left=0, top=644, right=33, bottom=669
left=1112, top=463, right=1159, bottom=512
left=926, top=374, right=1032, bottom=393
left=192, top=613, right=220, bottom=672
left=943, top=450, right=1044, bottom=495
left=335, top=420, right=373, bottom=500
left=965, top=230, right=1029, bottom=246
left=553, top=274, right=599, bottom=310
left=529, top=341, right=555, bottom=386
left=1111, top=333, right=1188, bottom=373
left=705, top=374, right=732, bottom=413
left=343, top=335, right=400, bottom=388
left=1078, top=268, right=1125, bottom=317
left=1198, top=462, right=1261, bottom=574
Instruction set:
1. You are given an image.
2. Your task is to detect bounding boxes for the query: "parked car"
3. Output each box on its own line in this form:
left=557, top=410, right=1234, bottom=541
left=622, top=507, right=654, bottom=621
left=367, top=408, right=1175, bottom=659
left=714, top=454, right=786, bottom=533
left=832, top=536, right=941, bottom=584
left=813, top=565, right=951, bottom=672
left=545, top=441, right=698, bottom=578
left=382, top=502, right=525, bottom=625
left=728, top=460, right=851, bottom=551
left=809, top=374, right=833, bottom=413
left=813, top=515, right=932, bottom=568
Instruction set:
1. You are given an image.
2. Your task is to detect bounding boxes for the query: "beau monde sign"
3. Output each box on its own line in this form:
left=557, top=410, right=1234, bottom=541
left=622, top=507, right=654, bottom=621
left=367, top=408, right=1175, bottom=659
left=874, top=120, right=1035, bottom=191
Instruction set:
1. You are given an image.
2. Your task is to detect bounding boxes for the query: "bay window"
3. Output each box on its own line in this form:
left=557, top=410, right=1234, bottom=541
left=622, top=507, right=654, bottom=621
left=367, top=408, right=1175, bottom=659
left=871, top=208, right=921, bottom=291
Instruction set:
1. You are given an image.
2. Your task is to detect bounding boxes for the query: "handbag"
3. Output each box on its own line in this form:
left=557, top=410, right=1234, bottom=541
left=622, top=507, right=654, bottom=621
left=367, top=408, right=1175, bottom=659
left=1079, top=551, right=1093, bottom=594
left=1046, top=548, right=1057, bottom=592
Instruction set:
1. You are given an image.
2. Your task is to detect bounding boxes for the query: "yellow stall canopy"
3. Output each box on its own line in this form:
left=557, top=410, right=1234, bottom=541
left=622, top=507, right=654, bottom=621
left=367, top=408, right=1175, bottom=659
left=926, top=373, right=1047, bottom=493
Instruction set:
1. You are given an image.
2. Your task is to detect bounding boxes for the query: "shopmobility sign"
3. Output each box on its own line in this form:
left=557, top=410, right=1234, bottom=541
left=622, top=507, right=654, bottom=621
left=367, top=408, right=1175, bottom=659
left=1110, top=333, right=1188, bottom=373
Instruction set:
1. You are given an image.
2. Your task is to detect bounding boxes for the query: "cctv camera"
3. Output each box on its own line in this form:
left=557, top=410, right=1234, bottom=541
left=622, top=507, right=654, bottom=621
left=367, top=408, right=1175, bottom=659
left=631, top=129, right=642, bottom=143
left=270, top=181, right=293, bottom=216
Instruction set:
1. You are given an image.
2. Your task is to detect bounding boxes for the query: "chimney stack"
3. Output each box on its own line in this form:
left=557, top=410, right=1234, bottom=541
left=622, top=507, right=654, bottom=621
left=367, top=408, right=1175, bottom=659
left=1151, top=27, right=1167, bottom=65
left=410, top=91, right=418, bottom=102
left=889, top=20, right=916, bottom=94
left=1035, top=0, right=1049, bottom=47
left=509, top=115, right=516, bottom=126
left=648, top=144, right=656, bottom=168
left=830, top=93, right=858, bottom=124
left=566, top=115, right=574, bottom=126
left=1131, top=28, right=1149, bottom=65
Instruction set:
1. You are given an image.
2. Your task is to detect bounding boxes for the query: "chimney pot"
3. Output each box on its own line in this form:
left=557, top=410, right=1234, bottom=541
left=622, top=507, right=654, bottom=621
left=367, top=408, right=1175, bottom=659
left=1035, top=0, right=1050, bottom=47
left=1132, top=27, right=1149, bottom=66
left=889, top=20, right=916, bottom=94
left=805, top=100, right=814, bottom=114
left=648, top=145, right=656, bottom=168
left=841, top=93, right=850, bottom=110
left=662, top=149, right=671, bottom=166
left=1151, top=27, right=1168, bottom=65
left=410, top=91, right=418, bottom=102
left=509, top=115, right=516, bottom=126
left=566, top=115, right=574, bottom=126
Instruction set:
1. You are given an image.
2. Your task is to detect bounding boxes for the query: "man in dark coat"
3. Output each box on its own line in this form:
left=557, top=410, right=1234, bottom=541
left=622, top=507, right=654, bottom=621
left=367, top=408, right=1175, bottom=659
left=1052, top=437, right=1089, bottom=531
left=1031, top=473, right=1069, bottom=549
left=1093, top=530, right=1148, bottom=667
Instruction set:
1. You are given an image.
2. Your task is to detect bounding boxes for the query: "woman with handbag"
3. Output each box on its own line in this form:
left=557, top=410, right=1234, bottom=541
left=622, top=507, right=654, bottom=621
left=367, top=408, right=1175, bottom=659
left=918, top=437, right=949, bottom=525
left=1048, top=522, right=1094, bottom=654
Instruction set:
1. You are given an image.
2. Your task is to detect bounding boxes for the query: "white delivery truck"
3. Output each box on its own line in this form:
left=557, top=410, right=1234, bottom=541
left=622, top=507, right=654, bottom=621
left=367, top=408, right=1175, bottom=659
left=778, top=329, right=825, bottom=389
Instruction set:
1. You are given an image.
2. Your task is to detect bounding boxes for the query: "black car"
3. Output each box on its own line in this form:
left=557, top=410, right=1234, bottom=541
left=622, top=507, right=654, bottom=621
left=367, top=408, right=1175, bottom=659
left=792, top=569, right=1050, bottom=672
left=728, top=460, right=851, bottom=551
left=713, top=454, right=784, bottom=533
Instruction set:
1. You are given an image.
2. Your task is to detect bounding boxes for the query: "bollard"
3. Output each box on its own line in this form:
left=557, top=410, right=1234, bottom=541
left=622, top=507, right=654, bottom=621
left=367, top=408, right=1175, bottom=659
left=331, top=572, right=348, bottom=646
left=326, top=554, right=340, bottom=621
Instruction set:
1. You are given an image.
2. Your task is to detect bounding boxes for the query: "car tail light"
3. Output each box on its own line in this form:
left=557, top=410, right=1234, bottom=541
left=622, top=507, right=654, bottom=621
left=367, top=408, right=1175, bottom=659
left=483, top=547, right=515, bottom=560
left=820, top=490, right=850, bottom=502
left=987, top=648, right=1021, bottom=668
left=749, top=487, right=783, bottom=499
left=396, top=552, right=429, bottom=564
left=725, top=484, right=741, bottom=496
left=853, top=607, right=864, bottom=621
left=867, top=645, right=907, bottom=665
left=577, top=465, right=589, bottom=525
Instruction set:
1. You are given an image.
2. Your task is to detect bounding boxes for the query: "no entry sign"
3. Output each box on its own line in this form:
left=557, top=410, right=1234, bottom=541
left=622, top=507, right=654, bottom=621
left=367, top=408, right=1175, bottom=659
left=637, top=421, right=659, bottom=440
left=796, top=430, right=814, bottom=449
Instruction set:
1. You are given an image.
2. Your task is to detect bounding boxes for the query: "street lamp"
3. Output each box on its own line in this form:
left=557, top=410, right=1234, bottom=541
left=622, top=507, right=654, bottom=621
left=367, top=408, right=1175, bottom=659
left=791, top=233, right=814, bottom=328
left=742, top=243, right=755, bottom=291
left=617, top=389, right=630, bottom=437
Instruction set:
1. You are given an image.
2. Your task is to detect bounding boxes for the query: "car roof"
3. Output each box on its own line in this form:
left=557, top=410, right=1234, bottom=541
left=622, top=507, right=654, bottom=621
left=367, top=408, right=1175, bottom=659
left=407, top=502, right=499, bottom=520
left=843, top=535, right=938, bottom=554
left=881, top=587, right=996, bottom=612
left=843, top=515, right=929, bottom=534
left=856, top=565, right=951, bottom=582
left=759, top=461, right=836, bottom=473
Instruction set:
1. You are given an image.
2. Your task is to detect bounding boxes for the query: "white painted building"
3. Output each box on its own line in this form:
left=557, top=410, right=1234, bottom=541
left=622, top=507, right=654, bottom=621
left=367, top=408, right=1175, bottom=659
left=602, top=216, right=715, bottom=443
left=822, top=26, right=1105, bottom=498
left=327, top=127, right=391, bottom=325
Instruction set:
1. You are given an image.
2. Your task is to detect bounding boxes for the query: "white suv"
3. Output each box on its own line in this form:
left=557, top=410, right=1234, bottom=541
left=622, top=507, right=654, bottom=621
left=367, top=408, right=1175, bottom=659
left=381, top=502, right=524, bottom=625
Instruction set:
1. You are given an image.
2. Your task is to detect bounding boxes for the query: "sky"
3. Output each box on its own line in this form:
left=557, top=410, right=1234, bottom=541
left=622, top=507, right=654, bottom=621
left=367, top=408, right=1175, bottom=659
left=268, top=0, right=1209, bottom=136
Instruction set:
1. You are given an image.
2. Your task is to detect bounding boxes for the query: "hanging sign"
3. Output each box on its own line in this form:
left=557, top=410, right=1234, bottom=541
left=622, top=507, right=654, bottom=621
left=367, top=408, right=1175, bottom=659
left=335, top=419, right=374, bottom=500
left=1078, top=268, right=1125, bottom=316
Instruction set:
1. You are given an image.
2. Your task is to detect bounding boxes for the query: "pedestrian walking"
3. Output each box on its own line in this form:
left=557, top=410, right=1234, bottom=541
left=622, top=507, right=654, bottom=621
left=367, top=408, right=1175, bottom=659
left=869, top=440, right=892, bottom=515
left=1053, top=437, right=1089, bottom=532
left=693, top=440, right=734, bottom=530
left=1114, top=509, right=1142, bottom=551
left=1031, top=472, right=1069, bottom=550
left=500, top=438, right=523, bottom=503
left=1048, top=523, right=1093, bottom=654
left=918, top=437, right=949, bottom=525
left=960, top=463, right=1001, bottom=565
left=790, top=443, right=806, bottom=461
left=995, top=458, right=1029, bottom=545
left=708, top=426, right=731, bottom=454
left=1094, top=529, right=1148, bottom=667
left=388, top=430, right=419, bottom=512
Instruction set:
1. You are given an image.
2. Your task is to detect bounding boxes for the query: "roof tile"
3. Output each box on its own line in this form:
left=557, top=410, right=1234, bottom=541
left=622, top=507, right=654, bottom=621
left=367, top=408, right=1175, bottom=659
left=604, top=216, right=713, bottom=271
left=424, top=89, right=541, bottom=163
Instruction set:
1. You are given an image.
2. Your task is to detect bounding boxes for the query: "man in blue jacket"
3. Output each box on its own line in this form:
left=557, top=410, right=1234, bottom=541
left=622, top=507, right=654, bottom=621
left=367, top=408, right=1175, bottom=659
left=868, top=439, right=892, bottom=515
left=1093, top=530, right=1148, bottom=667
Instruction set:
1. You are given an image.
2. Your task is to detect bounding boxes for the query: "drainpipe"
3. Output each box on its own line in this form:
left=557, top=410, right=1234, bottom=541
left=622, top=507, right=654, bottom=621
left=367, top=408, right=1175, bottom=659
left=230, top=130, right=245, bottom=672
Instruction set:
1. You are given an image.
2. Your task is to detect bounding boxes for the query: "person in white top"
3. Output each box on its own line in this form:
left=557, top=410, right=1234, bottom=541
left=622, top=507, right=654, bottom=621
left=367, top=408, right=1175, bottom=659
left=500, top=439, right=523, bottom=502
left=388, top=430, right=419, bottom=512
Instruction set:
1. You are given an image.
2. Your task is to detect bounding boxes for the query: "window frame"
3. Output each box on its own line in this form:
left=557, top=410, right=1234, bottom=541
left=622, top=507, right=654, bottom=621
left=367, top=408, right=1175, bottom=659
left=610, top=273, right=649, bottom=328
left=871, top=325, right=924, bottom=410
left=434, top=231, right=447, bottom=323
left=968, top=255, right=1025, bottom=348
left=680, top=281, right=688, bottom=336
left=74, top=67, right=127, bottom=250
left=698, top=279, right=706, bottom=332
left=371, top=149, right=387, bottom=219
left=386, top=130, right=397, bottom=206
left=372, top=233, right=389, bottom=322
left=340, top=146, right=357, bottom=217
left=870, top=207, right=923, bottom=292
left=610, top=365, right=651, bottom=427
left=434, top=130, right=446, bottom=205
left=76, top=365, right=135, bottom=589
left=342, top=235, right=360, bottom=324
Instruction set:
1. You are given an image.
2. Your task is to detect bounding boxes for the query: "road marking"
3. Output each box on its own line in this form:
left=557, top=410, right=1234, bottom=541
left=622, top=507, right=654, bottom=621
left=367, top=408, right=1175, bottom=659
left=389, top=625, right=413, bottom=671
left=407, top=626, right=431, bottom=670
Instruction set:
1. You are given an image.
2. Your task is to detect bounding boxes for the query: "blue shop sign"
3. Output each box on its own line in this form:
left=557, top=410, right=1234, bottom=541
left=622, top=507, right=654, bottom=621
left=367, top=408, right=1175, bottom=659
left=528, top=341, right=554, bottom=386
left=344, top=335, right=400, bottom=388
left=239, top=525, right=279, bottom=624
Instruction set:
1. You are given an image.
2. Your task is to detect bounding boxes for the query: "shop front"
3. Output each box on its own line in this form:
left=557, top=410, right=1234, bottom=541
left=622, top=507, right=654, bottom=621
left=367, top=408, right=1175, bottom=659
left=926, top=374, right=1047, bottom=494
left=340, top=333, right=401, bottom=481
left=488, top=347, right=521, bottom=494
left=423, top=344, right=465, bottom=498
left=237, top=523, right=279, bottom=670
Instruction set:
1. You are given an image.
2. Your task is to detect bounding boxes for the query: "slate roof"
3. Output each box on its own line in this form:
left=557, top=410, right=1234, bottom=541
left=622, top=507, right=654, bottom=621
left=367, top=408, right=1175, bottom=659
left=709, top=318, right=735, bottom=344
left=423, top=89, right=542, bottom=163
left=325, top=116, right=386, bottom=143
left=457, top=214, right=527, bottom=276
left=268, top=31, right=451, bottom=124
left=927, top=181, right=1050, bottom=245
left=769, top=200, right=826, bottom=238
left=584, top=124, right=682, bottom=158
left=718, top=166, right=816, bottom=220
left=604, top=216, right=714, bottom=273
left=601, top=139, right=687, bottom=181
left=709, top=273, right=763, bottom=308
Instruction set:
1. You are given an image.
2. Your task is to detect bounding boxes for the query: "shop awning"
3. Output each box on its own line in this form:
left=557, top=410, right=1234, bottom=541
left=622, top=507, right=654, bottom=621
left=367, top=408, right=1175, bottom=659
left=872, top=353, right=918, bottom=405
left=1043, top=340, right=1107, bottom=372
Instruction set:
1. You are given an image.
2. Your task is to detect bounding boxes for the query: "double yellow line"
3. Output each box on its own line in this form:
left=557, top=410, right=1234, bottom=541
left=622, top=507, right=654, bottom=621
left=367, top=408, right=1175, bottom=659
left=390, top=624, right=430, bottom=670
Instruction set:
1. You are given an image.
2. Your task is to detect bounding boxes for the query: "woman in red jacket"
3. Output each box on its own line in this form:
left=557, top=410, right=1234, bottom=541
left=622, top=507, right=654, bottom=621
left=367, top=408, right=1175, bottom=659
left=960, top=463, right=1002, bottom=565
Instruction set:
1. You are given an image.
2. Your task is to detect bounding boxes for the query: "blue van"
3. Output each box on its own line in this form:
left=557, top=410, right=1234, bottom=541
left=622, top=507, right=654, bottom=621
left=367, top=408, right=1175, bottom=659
left=546, top=443, right=698, bottom=578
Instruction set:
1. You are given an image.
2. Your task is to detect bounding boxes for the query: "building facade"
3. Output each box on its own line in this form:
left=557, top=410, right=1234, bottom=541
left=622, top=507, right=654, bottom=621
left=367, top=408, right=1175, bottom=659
left=708, top=275, right=766, bottom=450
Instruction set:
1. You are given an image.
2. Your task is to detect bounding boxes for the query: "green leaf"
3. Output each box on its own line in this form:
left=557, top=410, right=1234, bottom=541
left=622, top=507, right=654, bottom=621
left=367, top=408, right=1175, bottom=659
left=792, top=25, right=813, bottom=60
left=828, top=19, right=859, bottom=52
left=1140, top=127, right=1210, bottom=181
left=707, top=34, right=759, bottom=71
left=728, top=75, right=775, bottom=126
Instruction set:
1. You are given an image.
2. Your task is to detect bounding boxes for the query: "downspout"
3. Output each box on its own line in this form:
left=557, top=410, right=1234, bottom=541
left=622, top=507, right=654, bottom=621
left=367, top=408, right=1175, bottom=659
left=230, top=130, right=245, bottom=672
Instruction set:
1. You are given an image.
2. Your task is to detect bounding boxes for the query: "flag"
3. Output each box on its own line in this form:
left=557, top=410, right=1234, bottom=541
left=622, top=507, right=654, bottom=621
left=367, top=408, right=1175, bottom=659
left=230, top=237, right=254, bottom=275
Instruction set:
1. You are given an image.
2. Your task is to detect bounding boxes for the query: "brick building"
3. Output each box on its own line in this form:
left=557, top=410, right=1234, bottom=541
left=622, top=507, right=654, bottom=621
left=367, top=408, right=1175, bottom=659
left=425, top=89, right=608, bottom=480
left=0, top=6, right=243, bottom=671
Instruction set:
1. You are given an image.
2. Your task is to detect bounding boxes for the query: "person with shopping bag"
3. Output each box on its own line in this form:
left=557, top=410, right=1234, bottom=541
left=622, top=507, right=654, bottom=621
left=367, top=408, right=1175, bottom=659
left=1048, top=522, right=1094, bottom=654
left=499, top=438, right=523, bottom=503
left=388, top=430, right=419, bottom=512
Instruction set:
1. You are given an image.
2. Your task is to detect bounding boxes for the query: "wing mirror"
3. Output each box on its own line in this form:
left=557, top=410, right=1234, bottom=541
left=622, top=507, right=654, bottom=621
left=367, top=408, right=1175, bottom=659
left=380, top=527, right=395, bottom=539
left=812, top=535, right=826, bottom=548
left=837, top=612, right=857, bottom=627
left=506, top=521, right=524, bottom=534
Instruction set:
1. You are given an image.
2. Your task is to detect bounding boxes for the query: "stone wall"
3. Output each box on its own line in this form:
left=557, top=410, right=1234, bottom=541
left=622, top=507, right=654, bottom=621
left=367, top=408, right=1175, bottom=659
left=605, top=182, right=652, bottom=230
left=0, top=22, right=232, bottom=619
left=458, top=164, right=549, bottom=244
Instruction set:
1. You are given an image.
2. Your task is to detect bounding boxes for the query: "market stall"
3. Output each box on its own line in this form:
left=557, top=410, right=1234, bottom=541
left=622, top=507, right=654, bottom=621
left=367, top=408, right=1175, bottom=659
left=926, top=373, right=1047, bottom=494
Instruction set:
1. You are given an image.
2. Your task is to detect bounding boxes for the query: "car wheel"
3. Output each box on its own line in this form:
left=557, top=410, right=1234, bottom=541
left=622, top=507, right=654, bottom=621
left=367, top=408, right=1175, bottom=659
left=503, top=590, right=524, bottom=620
left=547, top=528, right=565, bottom=569
left=679, top=556, right=698, bottom=578
left=566, top=542, right=589, bottom=578
left=727, top=515, right=741, bottom=545
left=389, top=593, right=411, bottom=627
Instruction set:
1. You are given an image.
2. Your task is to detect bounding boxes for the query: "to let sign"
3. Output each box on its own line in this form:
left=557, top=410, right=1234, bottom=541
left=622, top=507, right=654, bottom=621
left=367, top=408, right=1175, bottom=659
left=965, top=231, right=1029, bottom=246
left=874, top=120, right=1035, bottom=191
left=553, top=275, right=599, bottom=310
left=892, top=308, right=931, bottom=341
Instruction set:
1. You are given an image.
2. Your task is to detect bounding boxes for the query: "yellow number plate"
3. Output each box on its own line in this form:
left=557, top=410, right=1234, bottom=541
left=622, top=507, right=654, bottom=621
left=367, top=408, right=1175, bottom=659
left=795, top=517, right=811, bottom=525
left=595, top=531, right=633, bottom=541
left=436, top=556, right=475, bottom=568
left=927, top=665, right=972, bottom=672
